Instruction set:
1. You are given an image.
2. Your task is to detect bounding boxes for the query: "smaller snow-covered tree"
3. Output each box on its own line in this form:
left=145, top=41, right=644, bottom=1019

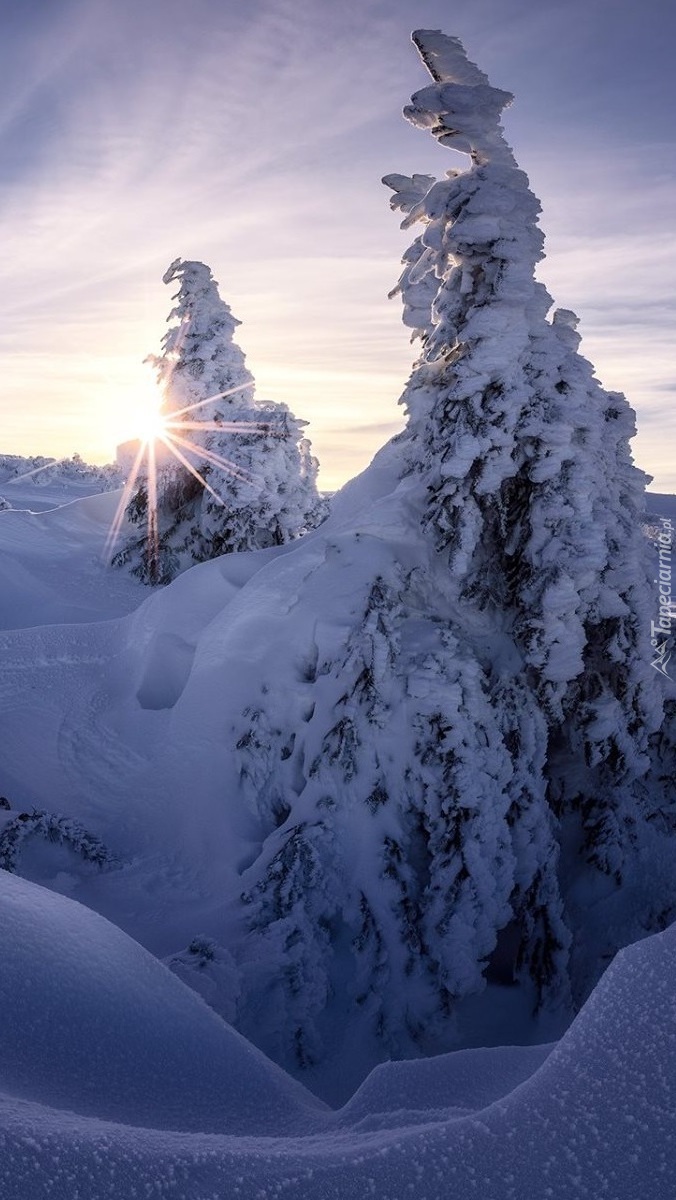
left=235, top=563, right=559, bottom=1057
left=114, top=259, right=325, bottom=583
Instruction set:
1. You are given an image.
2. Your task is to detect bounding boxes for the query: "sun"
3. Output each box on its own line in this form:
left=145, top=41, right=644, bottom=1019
left=113, top=362, right=170, bottom=448
left=135, top=398, right=168, bottom=446
left=104, top=378, right=265, bottom=574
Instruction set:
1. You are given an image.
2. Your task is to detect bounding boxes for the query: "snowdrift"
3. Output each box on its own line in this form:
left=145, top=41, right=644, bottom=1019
left=0, top=871, right=326, bottom=1137
left=0, top=490, right=142, bottom=629
left=0, top=872, right=674, bottom=1198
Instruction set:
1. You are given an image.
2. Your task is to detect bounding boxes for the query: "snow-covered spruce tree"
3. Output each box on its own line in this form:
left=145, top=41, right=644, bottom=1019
left=114, top=259, right=325, bottom=583
left=225, top=30, right=668, bottom=1070
left=233, top=553, right=551, bottom=1069
left=388, top=31, right=664, bottom=884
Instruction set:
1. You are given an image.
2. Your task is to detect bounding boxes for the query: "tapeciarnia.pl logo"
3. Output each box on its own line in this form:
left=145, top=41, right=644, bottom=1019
left=651, top=517, right=674, bottom=678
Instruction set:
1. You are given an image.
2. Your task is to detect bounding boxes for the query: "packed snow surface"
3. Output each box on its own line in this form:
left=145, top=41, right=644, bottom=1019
left=0, top=871, right=324, bottom=1137
left=1, top=464, right=674, bottom=1197
left=1, top=869, right=676, bottom=1198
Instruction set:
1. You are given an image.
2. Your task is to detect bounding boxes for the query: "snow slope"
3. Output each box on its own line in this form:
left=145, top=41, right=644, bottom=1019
left=1, top=865, right=675, bottom=1199
left=0, top=490, right=143, bottom=628
left=0, top=475, right=330, bottom=960
left=0, top=871, right=325, bottom=1137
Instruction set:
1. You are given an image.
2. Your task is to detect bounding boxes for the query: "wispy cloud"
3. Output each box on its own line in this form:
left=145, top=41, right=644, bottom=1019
left=0, top=0, right=674, bottom=490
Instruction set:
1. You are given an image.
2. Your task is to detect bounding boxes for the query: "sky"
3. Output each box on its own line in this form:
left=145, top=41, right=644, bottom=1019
left=0, top=0, right=674, bottom=493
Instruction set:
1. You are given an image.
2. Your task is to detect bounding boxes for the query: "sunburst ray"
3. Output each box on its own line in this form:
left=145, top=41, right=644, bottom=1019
left=156, top=433, right=231, bottom=509
left=103, top=439, right=148, bottom=563
left=104, top=385, right=269, bottom=572
left=163, top=429, right=254, bottom=484
left=167, top=383, right=254, bottom=422
left=166, top=419, right=269, bottom=435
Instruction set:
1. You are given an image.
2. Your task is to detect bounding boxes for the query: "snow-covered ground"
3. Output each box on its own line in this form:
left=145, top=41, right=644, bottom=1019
left=0, top=469, right=675, bottom=1197
left=0, top=492, right=142, bottom=628
left=1, top=867, right=675, bottom=1199
left=646, top=492, right=676, bottom=523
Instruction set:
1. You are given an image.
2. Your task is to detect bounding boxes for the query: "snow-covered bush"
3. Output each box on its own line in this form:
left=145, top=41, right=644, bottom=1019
left=0, top=809, right=115, bottom=875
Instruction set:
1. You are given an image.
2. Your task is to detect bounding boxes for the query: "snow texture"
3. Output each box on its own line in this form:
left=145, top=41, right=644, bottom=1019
left=1, top=864, right=676, bottom=1199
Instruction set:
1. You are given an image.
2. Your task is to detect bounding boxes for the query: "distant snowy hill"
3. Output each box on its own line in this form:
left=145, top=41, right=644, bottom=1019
left=0, top=453, right=122, bottom=513
left=646, top=491, right=676, bottom=523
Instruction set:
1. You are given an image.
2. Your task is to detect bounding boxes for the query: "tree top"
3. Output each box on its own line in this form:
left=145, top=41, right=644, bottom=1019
left=407, top=30, right=515, bottom=167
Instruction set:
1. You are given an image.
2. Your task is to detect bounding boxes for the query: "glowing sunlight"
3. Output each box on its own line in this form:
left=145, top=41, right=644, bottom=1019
left=103, top=381, right=267, bottom=572
left=125, top=369, right=168, bottom=447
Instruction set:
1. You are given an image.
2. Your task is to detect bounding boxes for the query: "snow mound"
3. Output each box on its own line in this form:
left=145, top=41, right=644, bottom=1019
left=340, top=1041, right=553, bottom=1126
left=1, top=912, right=675, bottom=1197
left=0, top=872, right=326, bottom=1136
left=0, top=490, right=143, bottom=628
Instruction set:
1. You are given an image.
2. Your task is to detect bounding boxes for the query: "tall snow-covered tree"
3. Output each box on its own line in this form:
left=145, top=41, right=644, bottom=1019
left=389, top=31, right=662, bottom=882
left=215, top=30, right=670, bottom=1073
left=114, top=259, right=325, bottom=583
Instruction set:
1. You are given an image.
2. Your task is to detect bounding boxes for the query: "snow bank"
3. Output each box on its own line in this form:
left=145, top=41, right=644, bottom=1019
left=0, top=490, right=142, bottom=628
left=340, top=1041, right=553, bottom=1125
left=0, top=872, right=326, bottom=1136
left=1, top=903, right=674, bottom=1198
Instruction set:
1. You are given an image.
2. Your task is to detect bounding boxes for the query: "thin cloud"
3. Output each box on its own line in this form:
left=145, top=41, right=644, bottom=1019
left=0, top=0, right=674, bottom=491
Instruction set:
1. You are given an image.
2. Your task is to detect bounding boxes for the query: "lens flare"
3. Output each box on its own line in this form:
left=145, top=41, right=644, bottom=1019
left=104, top=381, right=273, bottom=574
left=136, top=401, right=167, bottom=447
